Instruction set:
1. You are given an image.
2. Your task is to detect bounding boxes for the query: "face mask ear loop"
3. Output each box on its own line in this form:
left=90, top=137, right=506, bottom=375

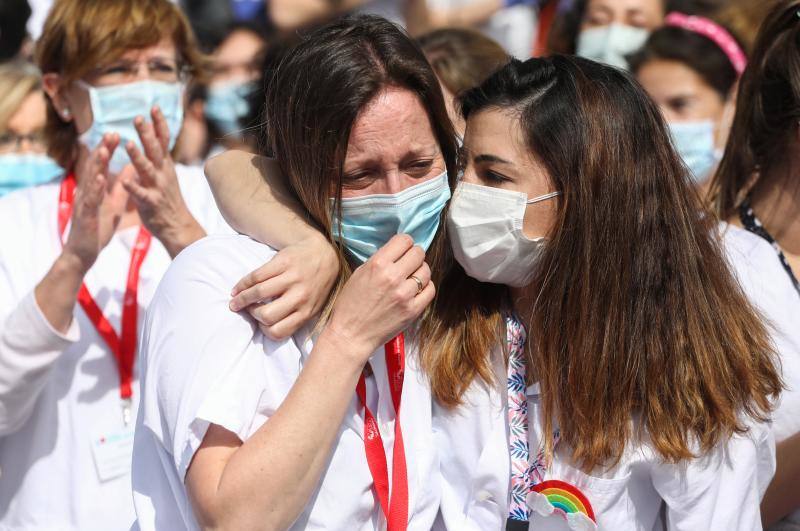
left=526, top=191, right=561, bottom=205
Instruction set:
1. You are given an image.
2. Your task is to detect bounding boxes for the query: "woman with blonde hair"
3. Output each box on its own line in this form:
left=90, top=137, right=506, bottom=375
left=0, top=1, right=229, bottom=529
left=0, top=60, right=63, bottom=196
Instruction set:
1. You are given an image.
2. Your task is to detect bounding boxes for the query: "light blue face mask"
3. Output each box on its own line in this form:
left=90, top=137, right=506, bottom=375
left=576, top=24, right=650, bottom=70
left=0, top=153, right=64, bottom=197
left=78, top=80, right=184, bottom=175
left=669, top=120, right=718, bottom=182
left=205, top=81, right=254, bottom=136
left=333, top=171, right=451, bottom=263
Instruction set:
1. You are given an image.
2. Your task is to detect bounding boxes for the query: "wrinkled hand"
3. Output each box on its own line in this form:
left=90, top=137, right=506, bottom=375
left=323, top=235, right=435, bottom=360
left=229, top=235, right=340, bottom=340
left=122, top=106, right=204, bottom=257
left=63, top=133, right=129, bottom=272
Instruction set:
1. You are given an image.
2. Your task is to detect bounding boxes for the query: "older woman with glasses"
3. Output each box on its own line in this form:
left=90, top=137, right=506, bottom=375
left=0, top=60, right=62, bottom=196
left=0, top=1, right=229, bottom=530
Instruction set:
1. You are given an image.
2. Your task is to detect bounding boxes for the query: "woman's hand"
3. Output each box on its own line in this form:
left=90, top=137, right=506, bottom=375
left=229, top=234, right=340, bottom=340
left=62, top=133, right=129, bottom=273
left=122, top=105, right=205, bottom=257
left=323, top=234, right=435, bottom=360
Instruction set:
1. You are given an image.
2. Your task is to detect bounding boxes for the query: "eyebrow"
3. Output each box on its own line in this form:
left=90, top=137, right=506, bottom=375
left=474, top=154, right=512, bottom=165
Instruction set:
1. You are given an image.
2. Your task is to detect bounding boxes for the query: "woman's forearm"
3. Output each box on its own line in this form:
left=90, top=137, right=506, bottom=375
left=762, top=431, right=800, bottom=527
left=33, top=251, right=87, bottom=334
left=204, top=151, right=323, bottom=249
left=188, top=329, right=368, bottom=530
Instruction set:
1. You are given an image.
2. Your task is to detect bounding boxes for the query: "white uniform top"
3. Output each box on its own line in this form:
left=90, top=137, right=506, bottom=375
left=425, top=0, right=539, bottom=59
left=0, top=166, right=230, bottom=531
left=434, top=223, right=782, bottom=531
left=721, top=222, right=800, bottom=525
left=131, top=234, right=441, bottom=531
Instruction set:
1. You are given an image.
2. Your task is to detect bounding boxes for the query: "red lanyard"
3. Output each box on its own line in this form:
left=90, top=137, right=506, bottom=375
left=356, top=333, right=409, bottom=531
left=57, top=174, right=151, bottom=421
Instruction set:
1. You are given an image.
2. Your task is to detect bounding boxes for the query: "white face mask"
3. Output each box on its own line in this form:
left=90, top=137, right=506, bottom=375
left=447, top=181, right=560, bottom=287
left=576, top=24, right=650, bottom=70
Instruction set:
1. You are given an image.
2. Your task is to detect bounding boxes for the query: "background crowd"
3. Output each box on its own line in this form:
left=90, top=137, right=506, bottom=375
left=0, top=0, right=797, bottom=530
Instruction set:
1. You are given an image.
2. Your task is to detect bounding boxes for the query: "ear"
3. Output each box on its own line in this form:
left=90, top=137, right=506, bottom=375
left=42, top=72, right=73, bottom=123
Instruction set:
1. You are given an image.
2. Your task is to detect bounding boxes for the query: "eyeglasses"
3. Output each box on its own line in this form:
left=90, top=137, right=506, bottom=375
left=0, top=131, right=47, bottom=154
left=86, top=58, right=189, bottom=86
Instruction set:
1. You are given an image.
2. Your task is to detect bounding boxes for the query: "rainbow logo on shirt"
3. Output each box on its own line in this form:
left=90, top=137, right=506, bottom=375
left=531, top=480, right=596, bottom=522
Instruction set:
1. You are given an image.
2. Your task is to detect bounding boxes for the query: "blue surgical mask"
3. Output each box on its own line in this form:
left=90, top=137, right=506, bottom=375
left=78, top=80, right=184, bottom=175
left=576, top=24, right=650, bottom=70
left=0, top=153, right=63, bottom=197
left=333, top=171, right=451, bottom=263
left=205, top=81, right=254, bottom=136
left=669, top=120, right=718, bottom=182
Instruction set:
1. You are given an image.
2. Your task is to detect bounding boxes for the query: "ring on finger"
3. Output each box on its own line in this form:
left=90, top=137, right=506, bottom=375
left=410, top=274, right=424, bottom=295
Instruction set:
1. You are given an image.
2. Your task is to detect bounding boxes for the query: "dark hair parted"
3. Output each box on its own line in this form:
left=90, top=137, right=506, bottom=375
left=263, top=14, right=505, bottom=405
left=460, top=56, right=781, bottom=470
left=628, top=24, right=743, bottom=100
left=710, top=0, right=800, bottom=219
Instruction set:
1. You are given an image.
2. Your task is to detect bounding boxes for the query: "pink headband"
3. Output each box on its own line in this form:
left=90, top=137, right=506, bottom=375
left=664, top=12, right=747, bottom=76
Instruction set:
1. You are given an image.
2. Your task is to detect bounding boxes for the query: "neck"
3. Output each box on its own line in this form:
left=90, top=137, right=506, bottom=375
left=73, top=149, right=142, bottom=232
left=752, top=156, right=800, bottom=256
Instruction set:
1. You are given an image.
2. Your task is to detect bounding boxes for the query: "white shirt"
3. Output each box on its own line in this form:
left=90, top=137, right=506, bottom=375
left=721, top=222, right=800, bottom=525
left=0, top=166, right=230, bottom=531
left=434, top=224, right=783, bottom=531
left=131, top=234, right=440, bottom=530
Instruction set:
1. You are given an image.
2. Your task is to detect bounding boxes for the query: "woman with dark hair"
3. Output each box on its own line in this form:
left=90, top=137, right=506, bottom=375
left=207, top=56, right=780, bottom=531
left=547, top=0, right=666, bottom=68
left=131, top=14, right=508, bottom=530
left=630, top=14, right=746, bottom=184
left=708, top=1, right=800, bottom=527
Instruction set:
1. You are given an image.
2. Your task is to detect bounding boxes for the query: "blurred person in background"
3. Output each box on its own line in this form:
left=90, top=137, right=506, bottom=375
left=269, top=0, right=414, bottom=31
left=0, top=0, right=33, bottom=61
left=0, top=0, right=229, bottom=529
left=411, top=0, right=539, bottom=59
left=418, top=28, right=509, bottom=137
left=204, top=22, right=265, bottom=154
left=709, top=1, right=800, bottom=527
left=630, top=13, right=745, bottom=185
left=548, top=0, right=670, bottom=68
left=0, top=60, right=63, bottom=196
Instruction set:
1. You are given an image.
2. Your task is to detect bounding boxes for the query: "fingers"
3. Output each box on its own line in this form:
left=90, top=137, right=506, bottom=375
left=256, top=311, right=307, bottom=341
left=407, top=261, right=431, bottom=294
left=412, top=280, right=436, bottom=312
left=229, top=274, right=292, bottom=312
left=121, top=173, right=156, bottom=206
left=246, top=291, right=302, bottom=332
left=126, top=141, right=159, bottom=185
left=372, top=234, right=414, bottom=264
left=151, top=106, right=171, bottom=154
left=134, top=115, right=164, bottom=167
left=394, top=244, right=426, bottom=278
left=231, top=259, right=286, bottom=297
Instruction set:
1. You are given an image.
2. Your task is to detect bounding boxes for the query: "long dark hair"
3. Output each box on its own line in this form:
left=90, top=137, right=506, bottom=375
left=709, top=0, right=800, bottom=218
left=264, top=14, right=506, bottom=405
left=460, top=56, right=781, bottom=470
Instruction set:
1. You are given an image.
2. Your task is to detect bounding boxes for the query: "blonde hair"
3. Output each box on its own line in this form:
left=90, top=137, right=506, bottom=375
left=0, top=61, right=42, bottom=134
left=35, top=0, right=206, bottom=168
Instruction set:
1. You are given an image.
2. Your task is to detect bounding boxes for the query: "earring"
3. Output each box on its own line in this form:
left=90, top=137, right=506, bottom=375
left=61, top=108, right=71, bottom=119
